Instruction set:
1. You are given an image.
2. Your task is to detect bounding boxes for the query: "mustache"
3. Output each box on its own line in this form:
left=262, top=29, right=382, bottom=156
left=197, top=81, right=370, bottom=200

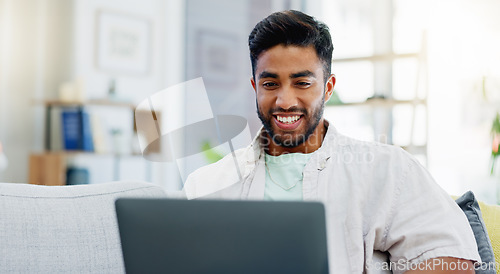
left=268, top=107, right=308, bottom=115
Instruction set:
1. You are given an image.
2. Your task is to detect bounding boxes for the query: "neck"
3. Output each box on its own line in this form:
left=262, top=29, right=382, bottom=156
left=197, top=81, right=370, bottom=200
left=265, top=119, right=327, bottom=156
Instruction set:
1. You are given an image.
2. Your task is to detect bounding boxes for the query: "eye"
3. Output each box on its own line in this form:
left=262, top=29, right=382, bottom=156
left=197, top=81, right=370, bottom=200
left=262, top=82, right=278, bottom=89
left=296, top=81, right=311, bottom=88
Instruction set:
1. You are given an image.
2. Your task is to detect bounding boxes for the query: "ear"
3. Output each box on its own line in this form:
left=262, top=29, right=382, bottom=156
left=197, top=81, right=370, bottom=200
left=324, top=74, right=336, bottom=103
left=250, top=76, right=257, bottom=93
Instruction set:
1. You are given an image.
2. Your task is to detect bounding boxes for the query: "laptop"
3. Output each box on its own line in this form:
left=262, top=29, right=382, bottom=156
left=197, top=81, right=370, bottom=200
left=115, top=199, right=329, bottom=274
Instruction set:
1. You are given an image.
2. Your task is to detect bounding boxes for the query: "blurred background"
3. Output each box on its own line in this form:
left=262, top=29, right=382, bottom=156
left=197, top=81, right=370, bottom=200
left=0, top=0, right=499, bottom=203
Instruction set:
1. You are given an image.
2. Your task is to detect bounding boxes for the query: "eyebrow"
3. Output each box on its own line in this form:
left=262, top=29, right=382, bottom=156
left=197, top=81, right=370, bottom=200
left=290, top=70, right=315, bottom=78
left=259, top=71, right=279, bottom=79
left=258, top=70, right=315, bottom=80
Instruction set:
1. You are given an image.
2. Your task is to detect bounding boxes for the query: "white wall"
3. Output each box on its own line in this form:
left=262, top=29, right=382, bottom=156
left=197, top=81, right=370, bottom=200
left=425, top=0, right=500, bottom=203
left=180, top=0, right=305, bottom=180
left=69, top=0, right=185, bottom=189
left=72, top=0, right=164, bottom=103
left=0, top=0, right=73, bottom=183
left=316, top=0, right=500, bottom=203
left=0, top=0, right=185, bottom=188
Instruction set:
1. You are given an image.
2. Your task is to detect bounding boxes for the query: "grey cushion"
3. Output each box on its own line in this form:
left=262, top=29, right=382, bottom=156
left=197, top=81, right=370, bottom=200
left=0, top=181, right=167, bottom=273
left=455, top=191, right=496, bottom=274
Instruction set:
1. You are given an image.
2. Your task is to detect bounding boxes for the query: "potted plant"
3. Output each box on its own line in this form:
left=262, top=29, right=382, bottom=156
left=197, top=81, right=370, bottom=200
left=491, top=113, right=500, bottom=174
left=491, top=113, right=500, bottom=204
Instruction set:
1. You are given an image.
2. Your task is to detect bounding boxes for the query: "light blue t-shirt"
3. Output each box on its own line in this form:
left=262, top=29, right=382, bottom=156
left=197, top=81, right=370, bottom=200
left=264, top=153, right=312, bottom=201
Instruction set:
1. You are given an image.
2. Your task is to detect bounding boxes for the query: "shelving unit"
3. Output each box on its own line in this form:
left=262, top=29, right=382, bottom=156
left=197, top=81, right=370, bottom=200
left=30, top=99, right=147, bottom=185
left=327, top=37, right=428, bottom=164
left=40, top=99, right=136, bottom=151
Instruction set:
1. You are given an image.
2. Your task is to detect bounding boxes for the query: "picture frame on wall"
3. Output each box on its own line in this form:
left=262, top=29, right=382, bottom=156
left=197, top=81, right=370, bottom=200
left=196, top=30, right=239, bottom=86
left=95, top=11, right=151, bottom=75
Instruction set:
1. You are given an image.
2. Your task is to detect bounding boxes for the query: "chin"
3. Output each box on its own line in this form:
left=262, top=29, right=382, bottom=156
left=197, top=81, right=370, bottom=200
left=272, top=133, right=308, bottom=148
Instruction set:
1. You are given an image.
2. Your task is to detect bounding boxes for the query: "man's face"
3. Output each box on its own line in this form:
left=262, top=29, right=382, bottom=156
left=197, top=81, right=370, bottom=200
left=251, top=45, right=334, bottom=148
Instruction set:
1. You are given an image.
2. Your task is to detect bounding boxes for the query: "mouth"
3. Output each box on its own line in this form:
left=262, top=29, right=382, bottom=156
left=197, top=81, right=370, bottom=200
left=273, top=114, right=303, bottom=130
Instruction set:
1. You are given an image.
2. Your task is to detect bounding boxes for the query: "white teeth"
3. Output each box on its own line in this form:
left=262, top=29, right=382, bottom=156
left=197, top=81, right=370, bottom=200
left=277, top=115, right=300, bottom=124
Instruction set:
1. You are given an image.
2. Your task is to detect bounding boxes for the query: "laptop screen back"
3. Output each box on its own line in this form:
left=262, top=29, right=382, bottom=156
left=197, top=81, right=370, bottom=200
left=116, top=199, right=328, bottom=274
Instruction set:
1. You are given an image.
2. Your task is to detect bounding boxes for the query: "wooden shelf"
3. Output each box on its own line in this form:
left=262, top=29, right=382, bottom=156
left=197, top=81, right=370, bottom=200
left=401, top=144, right=427, bottom=155
left=35, top=99, right=135, bottom=109
left=327, top=98, right=427, bottom=108
left=334, top=52, right=421, bottom=63
left=39, top=151, right=144, bottom=157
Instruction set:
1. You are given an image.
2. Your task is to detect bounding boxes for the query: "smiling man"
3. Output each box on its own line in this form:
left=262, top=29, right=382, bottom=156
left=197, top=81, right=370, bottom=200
left=252, top=44, right=331, bottom=155
left=184, top=10, right=481, bottom=273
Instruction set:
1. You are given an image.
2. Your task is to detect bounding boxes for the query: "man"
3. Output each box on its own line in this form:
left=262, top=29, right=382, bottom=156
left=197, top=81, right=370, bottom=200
left=184, top=10, right=480, bottom=273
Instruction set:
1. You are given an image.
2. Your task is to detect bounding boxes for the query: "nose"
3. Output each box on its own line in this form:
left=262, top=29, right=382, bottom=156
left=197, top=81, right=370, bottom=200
left=275, top=88, right=298, bottom=110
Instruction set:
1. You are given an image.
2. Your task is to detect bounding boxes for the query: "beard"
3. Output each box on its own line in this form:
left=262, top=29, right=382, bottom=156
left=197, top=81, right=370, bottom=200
left=256, top=96, right=325, bottom=148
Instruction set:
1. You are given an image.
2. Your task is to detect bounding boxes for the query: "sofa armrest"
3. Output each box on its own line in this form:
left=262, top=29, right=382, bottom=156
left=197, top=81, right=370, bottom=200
left=0, top=181, right=166, bottom=273
left=477, top=199, right=500, bottom=268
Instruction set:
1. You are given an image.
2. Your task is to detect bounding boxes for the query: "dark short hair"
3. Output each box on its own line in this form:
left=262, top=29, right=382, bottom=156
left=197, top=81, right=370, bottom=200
left=248, top=10, right=333, bottom=83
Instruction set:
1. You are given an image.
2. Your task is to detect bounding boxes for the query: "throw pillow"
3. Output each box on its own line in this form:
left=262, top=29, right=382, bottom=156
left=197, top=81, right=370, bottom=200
left=455, top=191, right=496, bottom=273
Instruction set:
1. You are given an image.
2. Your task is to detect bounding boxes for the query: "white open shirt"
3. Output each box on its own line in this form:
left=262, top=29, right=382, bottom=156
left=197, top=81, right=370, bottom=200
left=184, top=122, right=481, bottom=273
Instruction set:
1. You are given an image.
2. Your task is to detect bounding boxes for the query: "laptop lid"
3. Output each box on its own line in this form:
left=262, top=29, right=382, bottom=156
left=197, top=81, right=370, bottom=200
left=116, top=199, right=329, bottom=274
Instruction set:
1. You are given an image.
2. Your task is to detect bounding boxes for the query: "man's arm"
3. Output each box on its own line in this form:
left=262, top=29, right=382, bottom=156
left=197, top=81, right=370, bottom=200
left=406, top=257, right=475, bottom=273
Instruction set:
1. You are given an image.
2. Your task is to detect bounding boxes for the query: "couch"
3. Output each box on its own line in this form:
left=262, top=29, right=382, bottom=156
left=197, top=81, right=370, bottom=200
left=454, top=192, right=500, bottom=272
left=1, top=181, right=499, bottom=273
left=0, top=181, right=167, bottom=273
left=478, top=200, right=500, bottom=263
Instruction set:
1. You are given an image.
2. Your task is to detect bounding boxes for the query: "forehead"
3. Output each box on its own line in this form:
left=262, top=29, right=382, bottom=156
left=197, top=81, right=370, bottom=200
left=255, top=45, right=323, bottom=78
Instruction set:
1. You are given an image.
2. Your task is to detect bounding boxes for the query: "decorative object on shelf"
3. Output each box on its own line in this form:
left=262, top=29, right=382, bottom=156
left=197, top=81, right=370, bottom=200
left=66, top=167, right=90, bottom=185
left=58, top=78, right=86, bottom=102
left=28, top=153, right=66, bottom=185
left=96, top=11, right=151, bottom=75
left=366, top=94, right=387, bottom=101
left=111, top=128, right=131, bottom=155
left=108, top=78, right=117, bottom=99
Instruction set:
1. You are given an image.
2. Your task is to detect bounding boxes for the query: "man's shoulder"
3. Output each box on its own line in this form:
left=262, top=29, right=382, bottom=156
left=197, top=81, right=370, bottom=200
left=329, top=130, right=413, bottom=164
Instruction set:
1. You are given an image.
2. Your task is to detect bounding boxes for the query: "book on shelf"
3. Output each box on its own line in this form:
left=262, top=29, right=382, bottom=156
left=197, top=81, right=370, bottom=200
left=61, top=108, right=94, bottom=152
left=90, top=113, right=110, bottom=154
left=81, top=110, right=94, bottom=151
left=61, top=108, right=81, bottom=150
left=50, top=107, right=63, bottom=150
